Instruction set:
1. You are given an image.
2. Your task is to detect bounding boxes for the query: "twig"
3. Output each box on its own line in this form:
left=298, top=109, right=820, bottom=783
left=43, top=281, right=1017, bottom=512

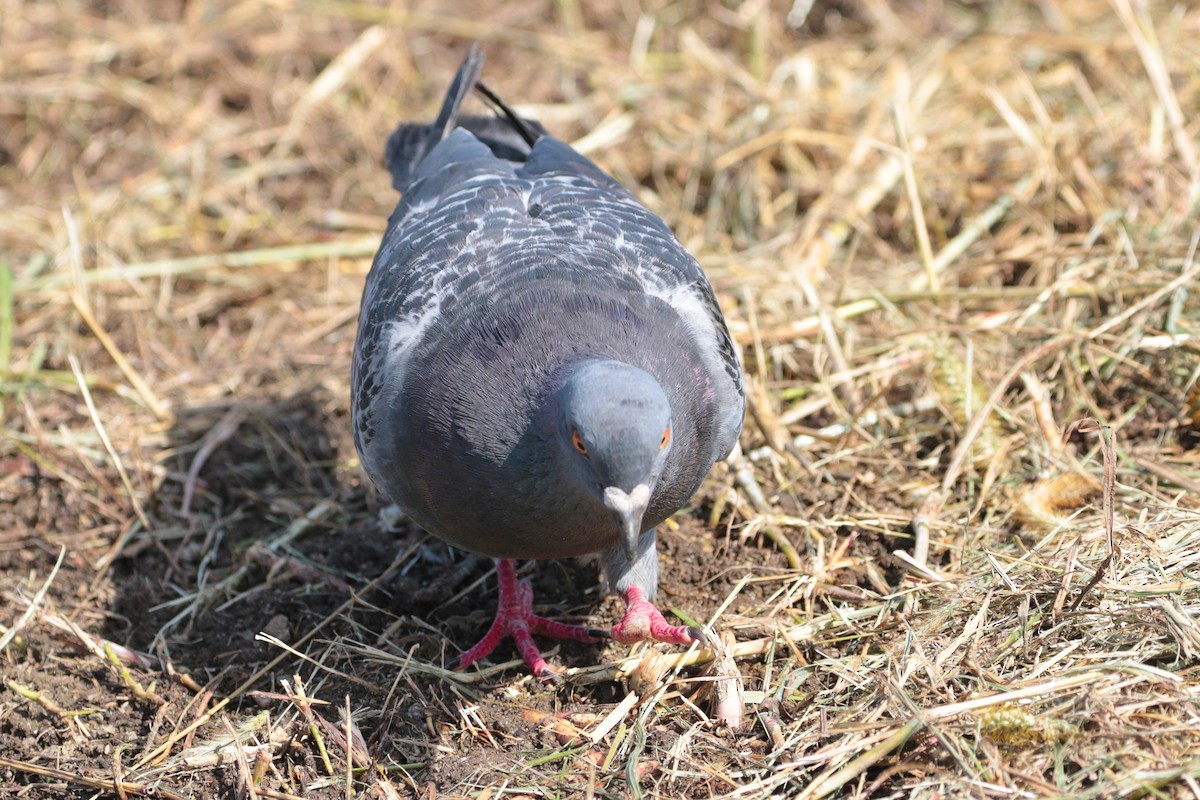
left=797, top=718, right=925, bottom=800
left=0, top=546, right=65, bottom=653
left=586, top=691, right=641, bottom=742
left=706, top=631, right=745, bottom=730
left=17, top=237, right=381, bottom=292
left=941, top=336, right=1076, bottom=496
left=0, top=756, right=188, bottom=800
left=68, top=354, right=151, bottom=534
left=1063, top=418, right=1119, bottom=612
left=566, top=603, right=889, bottom=685
left=1088, top=228, right=1200, bottom=340
left=748, top=395, right=938, bottom=462
left=180, top=404, right=249, bottom=516
left=70, top=295, right=171, bottom=422
left=266, top=26, right=387, bottom=164
left=731, top=453, right=802, bottom=569
left=1111, top=0, right=1198, bottom=176
left=892, top=77, right=937, bottom=291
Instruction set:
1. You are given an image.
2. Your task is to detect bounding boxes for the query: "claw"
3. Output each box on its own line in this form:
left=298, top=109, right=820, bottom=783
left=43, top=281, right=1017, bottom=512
left=536, top=666, right=564, bottom=686
left=452, top=559, right=603, bottom=678
left=612, top=586, right=701, bottom=646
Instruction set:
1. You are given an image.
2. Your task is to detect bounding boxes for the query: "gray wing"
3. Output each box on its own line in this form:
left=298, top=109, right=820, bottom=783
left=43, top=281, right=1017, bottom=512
left=352, top=130, right=517, bottom=473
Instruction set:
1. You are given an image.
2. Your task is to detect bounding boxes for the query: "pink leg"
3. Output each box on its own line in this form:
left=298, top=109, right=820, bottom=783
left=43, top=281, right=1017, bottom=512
left=452, top=559, right=606, bottom=681
left=611, top=586, right=704, bottom=645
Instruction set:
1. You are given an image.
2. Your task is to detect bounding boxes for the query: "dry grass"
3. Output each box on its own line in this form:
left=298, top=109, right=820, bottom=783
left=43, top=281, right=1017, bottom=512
left=3, top=0, right=1200, bottom=797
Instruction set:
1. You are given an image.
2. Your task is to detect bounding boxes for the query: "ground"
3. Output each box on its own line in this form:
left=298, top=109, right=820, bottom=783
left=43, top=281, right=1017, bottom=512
left=3, top=0, right=1200, bottom=798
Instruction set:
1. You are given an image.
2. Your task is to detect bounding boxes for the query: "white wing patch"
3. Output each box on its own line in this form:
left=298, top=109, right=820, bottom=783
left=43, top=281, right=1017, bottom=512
left=642, top=276, right=745, bottom=459
left=355, top=301, right=442, bottom=479
left=384, top=304, right=441, bottom=366
left=645, top=281, right=706, bottom=330
left=642, top=280, right=725, bottom=375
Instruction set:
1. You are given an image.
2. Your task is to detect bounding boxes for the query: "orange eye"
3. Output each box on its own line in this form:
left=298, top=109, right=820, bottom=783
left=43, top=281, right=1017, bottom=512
left=572, top=430, right=589, bottom=455
left=660, top=426, right=671, bottom=449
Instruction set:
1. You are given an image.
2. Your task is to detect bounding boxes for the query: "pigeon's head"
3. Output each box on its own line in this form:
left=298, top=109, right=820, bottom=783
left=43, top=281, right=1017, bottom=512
left=559, top=360, right=673, bottom=560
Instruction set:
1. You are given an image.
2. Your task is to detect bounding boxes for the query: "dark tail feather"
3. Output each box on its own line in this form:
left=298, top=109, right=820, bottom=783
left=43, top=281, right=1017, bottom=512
left=385, top=45, right=549, bottom=193
left=385, top=44, right=485, bottom=191
left=431, top=43, right=486, bottom=141
left=475, top=81, right=540, bottom=148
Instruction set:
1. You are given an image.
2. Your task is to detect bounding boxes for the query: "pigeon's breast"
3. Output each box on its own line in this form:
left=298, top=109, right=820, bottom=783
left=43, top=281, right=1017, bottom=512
left=371, top=281, right=712, bottom=559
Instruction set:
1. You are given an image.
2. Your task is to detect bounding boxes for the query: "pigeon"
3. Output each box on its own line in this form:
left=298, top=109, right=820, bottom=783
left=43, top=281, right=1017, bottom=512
left=351, top=45, right=744, bottom=680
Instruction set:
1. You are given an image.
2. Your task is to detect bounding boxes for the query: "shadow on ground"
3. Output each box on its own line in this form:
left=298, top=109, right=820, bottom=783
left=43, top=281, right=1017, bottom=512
left=101, top=387, right=710, bottom=785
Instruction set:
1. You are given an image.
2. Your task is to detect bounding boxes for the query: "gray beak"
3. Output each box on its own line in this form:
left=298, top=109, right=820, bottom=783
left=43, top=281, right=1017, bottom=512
left=603, top=484, right=651, bottom=562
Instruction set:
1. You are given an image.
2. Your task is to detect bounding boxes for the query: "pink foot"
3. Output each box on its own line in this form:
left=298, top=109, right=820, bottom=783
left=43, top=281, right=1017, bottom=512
left=452, top=560, right=607, bottom=681
left=611, top=586, right=705, bottom=645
